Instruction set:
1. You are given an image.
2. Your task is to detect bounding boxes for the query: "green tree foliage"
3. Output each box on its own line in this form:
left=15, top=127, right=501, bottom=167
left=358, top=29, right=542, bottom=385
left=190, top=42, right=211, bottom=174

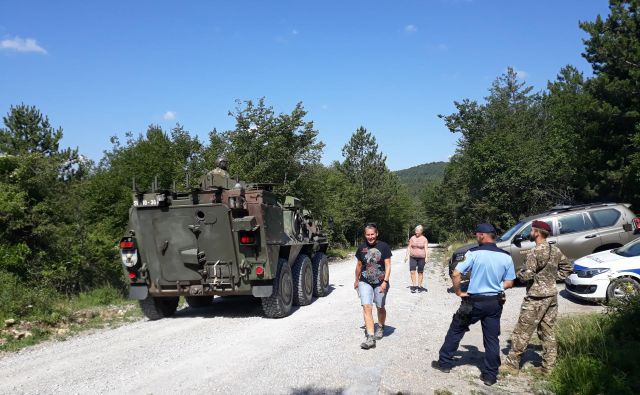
left=579, top=0, right=640, bottom=204
left=334, top=127, right=414, bottom=245
left=394, top=161, right=447, bottom=195
left=0, top=104, right=63, bottom=156
left=425, top=68, right=577, bottom=238
left=423, top=1, right=640, bottom=241
left=221, top=98, right=324, bottom=197
left=0, top=105, right=118, bottom=293
left=88, top=124, right=206, bottom=237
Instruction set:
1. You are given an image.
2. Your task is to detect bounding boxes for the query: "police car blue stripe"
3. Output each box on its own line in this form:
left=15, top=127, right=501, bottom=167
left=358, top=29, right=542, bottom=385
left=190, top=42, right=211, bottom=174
left=573, top=264, right=589, bottom=271
left=620, top=268, right=640, bottom=275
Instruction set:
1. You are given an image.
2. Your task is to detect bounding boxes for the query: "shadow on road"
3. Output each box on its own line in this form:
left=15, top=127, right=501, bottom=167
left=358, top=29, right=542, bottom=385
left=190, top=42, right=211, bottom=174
left=501, top=339, right=543, bottom=366
left=290, top=386, right=344, bottom=395
left=450, top=343, right=543, bottom=370
left=174, top=296, right=264, bottom=319
left=171, top=284, right=339, bottom=319
left=357, top=324, right=397, bottom=338
left=558, top=289, right=602, bottom=306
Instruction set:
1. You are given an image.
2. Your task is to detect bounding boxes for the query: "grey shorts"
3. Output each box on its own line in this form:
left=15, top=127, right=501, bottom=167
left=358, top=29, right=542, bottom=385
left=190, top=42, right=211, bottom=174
left=409, top=257, right=426, bottom=273
left=358, top=281, right=388, bottom=308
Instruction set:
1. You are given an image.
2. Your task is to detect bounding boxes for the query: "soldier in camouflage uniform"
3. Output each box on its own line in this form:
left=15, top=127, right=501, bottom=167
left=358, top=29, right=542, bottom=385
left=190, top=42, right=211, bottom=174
left=500, top=220, right=572, bottom=375
left=210, top=156, right=230, bottom=178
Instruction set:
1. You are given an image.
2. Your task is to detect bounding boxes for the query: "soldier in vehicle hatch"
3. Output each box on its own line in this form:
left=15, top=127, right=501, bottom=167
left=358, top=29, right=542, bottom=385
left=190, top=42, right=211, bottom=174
left=500, top=220, right=572, bottom=375
left=210, top=155, right=230, bottom=178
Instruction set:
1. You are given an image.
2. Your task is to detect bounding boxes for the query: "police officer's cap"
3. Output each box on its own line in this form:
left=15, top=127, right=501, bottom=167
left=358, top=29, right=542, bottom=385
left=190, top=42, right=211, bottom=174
left=532, top=220, right=551, bottom=233
left=475, top=223, right=496, bottom=234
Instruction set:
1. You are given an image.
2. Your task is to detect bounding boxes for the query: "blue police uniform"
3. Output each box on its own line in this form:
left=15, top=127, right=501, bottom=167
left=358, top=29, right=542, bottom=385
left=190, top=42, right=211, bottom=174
left=437, top=228, right=516, bottom=383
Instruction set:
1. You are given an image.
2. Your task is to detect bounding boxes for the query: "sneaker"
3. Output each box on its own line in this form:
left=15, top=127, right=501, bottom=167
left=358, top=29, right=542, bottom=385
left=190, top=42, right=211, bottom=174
left=431, top=360, right=451, bottom=373
left=480, top=373, right=496, bottom=386
left=410, top=286, right=417, bottom=293
left=374, top=325, right=384, bottom=340
left=360, top=335, right=376, bottom=350
left=418, top=286, right=427, bottom=292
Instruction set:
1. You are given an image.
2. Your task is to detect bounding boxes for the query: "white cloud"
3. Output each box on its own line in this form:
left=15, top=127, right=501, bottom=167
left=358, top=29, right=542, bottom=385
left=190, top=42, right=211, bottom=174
left=516, top=69, right=529, bottom=79
left=163, top=111, right=176, bottom=120
left=404, top=24, right=417, bottom=33
left=0, top=36, right=47, bottom=54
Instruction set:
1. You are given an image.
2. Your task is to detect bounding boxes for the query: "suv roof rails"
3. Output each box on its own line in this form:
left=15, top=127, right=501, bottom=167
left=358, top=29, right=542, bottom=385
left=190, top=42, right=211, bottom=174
left=546, top=202, right=616, bottom=214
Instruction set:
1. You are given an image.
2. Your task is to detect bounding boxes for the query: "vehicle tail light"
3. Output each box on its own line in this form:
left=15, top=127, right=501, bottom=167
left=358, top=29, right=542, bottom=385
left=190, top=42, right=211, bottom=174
left=255, top=266, right=264, bottom=276
left=120, top=240, right=134, bottom=249
left=240, top=235, right=256, bottom=245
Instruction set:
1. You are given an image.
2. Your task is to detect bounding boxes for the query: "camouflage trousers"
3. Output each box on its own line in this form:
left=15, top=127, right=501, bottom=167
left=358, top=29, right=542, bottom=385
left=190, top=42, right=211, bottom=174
left=504, top=295, right=558, bottom=370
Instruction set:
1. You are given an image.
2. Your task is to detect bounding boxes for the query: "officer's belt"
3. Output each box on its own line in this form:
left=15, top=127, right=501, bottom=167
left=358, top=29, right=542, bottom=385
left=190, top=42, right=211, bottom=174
left=467, top=294, right=500, bottom=301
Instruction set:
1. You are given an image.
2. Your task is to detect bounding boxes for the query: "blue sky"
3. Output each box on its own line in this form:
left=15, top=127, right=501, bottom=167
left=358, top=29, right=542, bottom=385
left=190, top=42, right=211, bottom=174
left=0, top=0, right=610, bottom=170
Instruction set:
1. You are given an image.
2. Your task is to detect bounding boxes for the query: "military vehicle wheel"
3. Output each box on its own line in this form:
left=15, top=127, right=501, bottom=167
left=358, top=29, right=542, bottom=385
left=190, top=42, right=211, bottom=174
left=261, top=258, right=294, bottom=318
left=292, top=254, right=313, bottom=306
left=312, top=252, right=330, bottom=297
left=139, top=296, right=179, bottom=320
left=185, top=296, right=214, bottom=308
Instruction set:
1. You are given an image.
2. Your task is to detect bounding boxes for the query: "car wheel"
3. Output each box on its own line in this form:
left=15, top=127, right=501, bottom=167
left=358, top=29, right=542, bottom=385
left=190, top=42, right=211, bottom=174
left=606, top=277, right=640, bottom=302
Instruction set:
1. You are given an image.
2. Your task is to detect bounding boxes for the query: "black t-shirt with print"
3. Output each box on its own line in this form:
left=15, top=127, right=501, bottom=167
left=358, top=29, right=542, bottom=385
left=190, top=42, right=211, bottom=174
left=356, top=240, right=392, bottom=286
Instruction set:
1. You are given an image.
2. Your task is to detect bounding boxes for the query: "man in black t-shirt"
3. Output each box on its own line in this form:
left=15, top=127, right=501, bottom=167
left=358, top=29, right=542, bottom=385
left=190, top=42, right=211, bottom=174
left=354, top=223, right=392, bottom=349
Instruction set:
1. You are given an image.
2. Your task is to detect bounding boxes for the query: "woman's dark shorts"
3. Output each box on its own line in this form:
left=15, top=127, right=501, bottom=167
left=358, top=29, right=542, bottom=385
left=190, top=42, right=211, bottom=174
left=409, top=257, right=426, bottom=273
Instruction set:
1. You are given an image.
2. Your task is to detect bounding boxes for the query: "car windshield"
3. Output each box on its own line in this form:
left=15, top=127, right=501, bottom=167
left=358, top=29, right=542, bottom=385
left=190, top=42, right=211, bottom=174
left=497, top=222, right=524, bottom=242
left=615, top=238, right=640, bottom=257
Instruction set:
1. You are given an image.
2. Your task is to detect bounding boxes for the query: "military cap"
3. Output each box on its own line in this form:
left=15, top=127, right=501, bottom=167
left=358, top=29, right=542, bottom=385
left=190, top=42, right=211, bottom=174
left=532, top=220, right=551, bottom=233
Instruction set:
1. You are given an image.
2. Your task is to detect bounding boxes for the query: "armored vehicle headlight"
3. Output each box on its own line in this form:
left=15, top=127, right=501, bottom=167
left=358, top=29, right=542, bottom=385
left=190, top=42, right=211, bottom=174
left=121, top=251, right=138, bottom=268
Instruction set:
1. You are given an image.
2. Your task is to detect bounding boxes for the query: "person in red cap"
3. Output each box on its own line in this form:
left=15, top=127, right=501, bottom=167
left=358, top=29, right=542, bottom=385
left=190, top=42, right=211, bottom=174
left=500, top=220, right=572, bottom=375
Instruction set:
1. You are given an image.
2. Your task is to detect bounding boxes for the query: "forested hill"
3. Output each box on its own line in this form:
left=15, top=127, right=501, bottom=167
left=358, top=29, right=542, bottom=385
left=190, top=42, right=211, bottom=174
left=394, top=161, right=447, bottom=195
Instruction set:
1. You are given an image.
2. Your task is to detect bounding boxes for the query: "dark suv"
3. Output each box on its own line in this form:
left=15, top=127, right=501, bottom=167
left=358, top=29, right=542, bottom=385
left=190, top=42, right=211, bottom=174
left=449, top=203, right=640, bottom=275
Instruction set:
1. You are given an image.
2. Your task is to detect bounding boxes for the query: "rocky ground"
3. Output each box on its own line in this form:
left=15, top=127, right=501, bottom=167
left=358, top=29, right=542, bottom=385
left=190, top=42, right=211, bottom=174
left=0, top=248, right=602, bottom=394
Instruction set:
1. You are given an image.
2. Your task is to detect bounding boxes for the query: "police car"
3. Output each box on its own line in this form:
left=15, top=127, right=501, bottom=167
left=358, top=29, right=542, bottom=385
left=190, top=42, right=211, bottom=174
left=565, top=237, right=640, bottom=303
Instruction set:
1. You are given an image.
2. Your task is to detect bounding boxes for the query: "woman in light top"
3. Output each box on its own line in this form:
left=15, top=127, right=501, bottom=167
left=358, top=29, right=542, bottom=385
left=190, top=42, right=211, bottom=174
left=404, top=225, right=429, bottom=293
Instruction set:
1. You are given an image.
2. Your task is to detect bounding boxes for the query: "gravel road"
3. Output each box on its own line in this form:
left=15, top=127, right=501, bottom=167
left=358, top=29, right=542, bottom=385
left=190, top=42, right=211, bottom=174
left=0, top=248, right=601, bottom=395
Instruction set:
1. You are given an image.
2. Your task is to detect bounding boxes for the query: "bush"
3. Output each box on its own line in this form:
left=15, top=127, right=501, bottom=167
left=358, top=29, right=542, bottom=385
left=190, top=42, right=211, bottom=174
left=0, top=270, right=65, bottom=323
left=73, top=286, right=124, bottom=309
left=550, top=296, right=640, bottom=395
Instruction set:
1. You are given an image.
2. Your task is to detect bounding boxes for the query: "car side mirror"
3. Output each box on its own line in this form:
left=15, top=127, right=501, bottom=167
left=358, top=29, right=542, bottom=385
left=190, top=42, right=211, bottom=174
left=513, top=235, right=525, bottom=247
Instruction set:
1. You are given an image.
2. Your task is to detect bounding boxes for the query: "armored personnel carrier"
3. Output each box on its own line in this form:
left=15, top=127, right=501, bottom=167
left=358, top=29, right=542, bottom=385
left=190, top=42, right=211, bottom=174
left=119, top=169, right=330, bottom=320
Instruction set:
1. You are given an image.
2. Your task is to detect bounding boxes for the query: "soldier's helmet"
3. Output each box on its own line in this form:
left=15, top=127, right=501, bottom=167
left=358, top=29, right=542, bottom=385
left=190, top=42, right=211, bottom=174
left=216, top=155, right=229, bottom=170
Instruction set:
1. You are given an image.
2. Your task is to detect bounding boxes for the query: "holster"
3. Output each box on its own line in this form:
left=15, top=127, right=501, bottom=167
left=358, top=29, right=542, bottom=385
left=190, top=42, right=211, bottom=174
left=498, top=291, right=506, bottom=305
left=453, top=298, right=474, bottom=326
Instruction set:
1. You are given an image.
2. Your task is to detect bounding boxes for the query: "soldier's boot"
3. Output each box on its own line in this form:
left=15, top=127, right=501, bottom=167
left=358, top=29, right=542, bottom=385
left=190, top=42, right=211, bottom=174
left=540, top=356, right=556, bottom=375
left=499, top=363, right=520, bottom=376
left=360, top=335, right=376, bottom=350
left=499, top=355, right=520, bottom=376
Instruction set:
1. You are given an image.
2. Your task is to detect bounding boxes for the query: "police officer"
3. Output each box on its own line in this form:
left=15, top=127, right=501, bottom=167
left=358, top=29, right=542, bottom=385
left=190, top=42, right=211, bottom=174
left=432, top=223, right=516, bottom=386
left=500, top=220, right=572, bottom=375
